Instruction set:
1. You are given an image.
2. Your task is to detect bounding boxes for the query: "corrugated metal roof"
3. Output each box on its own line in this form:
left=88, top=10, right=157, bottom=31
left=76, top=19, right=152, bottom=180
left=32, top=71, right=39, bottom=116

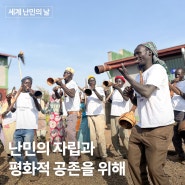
left=106, top=44, right=185, bottom=67
left=94, top=44, right=185, bottom=74
left=158, top=44, right=185, bottom=57
left=0, top=52, right=17, bottom=58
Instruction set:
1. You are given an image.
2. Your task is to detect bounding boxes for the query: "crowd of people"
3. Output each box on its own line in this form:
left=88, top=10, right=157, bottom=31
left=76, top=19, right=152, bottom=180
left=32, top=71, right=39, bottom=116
left=0, top=41, right=185, bottom=184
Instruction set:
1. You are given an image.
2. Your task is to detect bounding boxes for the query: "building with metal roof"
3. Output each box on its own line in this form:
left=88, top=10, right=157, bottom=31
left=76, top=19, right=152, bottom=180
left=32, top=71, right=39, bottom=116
left=95, top=44, right=185, bottom=83
left=0, top=53, right=16, bottom=100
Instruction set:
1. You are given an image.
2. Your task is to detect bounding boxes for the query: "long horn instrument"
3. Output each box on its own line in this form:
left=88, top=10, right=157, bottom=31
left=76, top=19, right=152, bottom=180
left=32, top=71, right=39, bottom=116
left=6, top=86, right=16, bottom=99
left=94, top=61, right=137, bottom=74
left=33, top=90, right=42, bottom=98
left=84, top=89, right=92, bottom=96
left=105, top=90, right=113, bottom=103
left=47, top=77, right=66, bottom=86
left=103, top=80, right=114, bottom=87
left=78, top=86, right=92, bottom=96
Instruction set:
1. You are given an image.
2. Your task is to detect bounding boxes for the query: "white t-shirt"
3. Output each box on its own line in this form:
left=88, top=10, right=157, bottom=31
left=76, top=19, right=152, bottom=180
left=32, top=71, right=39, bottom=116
left=86, top=86, right=105, bottom=116
left=16, top=92, right=38, bottom=129
left=0, top=101, right=16, bottom=125
left=2, top=112, right=16, bottom=125
left=171, top=80, right=185, bottom=112
left=110, top=87, right=130, bottom=116
left=64, top=80, right=80, bottom=112
left=135, top=64, right=174, bottom=128
left=62, top=101, right=67, bottom=116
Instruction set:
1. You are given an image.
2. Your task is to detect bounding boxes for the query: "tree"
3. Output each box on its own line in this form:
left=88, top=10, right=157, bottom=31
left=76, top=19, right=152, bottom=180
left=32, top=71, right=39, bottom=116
left=36, top=86, right=50, bottom=106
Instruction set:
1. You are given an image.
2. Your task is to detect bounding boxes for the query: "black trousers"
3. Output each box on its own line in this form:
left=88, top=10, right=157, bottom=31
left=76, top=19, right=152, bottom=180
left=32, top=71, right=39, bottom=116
left=172, top=110, right=185, bottom=156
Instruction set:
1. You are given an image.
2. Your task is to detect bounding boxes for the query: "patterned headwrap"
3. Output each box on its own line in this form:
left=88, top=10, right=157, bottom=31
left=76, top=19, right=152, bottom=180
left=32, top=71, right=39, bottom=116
left=141, top=42, right=169, bottom=75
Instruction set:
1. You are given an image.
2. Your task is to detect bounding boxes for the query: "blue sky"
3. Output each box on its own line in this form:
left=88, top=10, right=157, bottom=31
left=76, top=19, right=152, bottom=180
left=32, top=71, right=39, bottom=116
left=0, top=0, right=185, bottom=93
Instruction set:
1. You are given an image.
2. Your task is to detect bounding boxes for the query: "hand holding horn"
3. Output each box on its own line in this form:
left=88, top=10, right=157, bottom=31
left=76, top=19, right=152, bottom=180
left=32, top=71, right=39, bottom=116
left=123, top=86, right=134, bottom=98
left=53, top=86, right=64, bottom=97
left=1, top=86, right=23, bottom=118
left=169, top=82, right=181, bottom=95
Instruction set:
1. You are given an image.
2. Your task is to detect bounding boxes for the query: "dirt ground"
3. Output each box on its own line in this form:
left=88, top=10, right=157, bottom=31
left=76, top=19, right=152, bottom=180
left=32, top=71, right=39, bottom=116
left=0, top=125, right=185, bottom=185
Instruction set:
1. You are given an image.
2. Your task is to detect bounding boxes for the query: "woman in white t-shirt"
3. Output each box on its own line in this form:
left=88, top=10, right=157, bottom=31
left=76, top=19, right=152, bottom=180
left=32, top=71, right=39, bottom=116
left=1, top=90, right=17, bottom=158
left=107, top=76, right=130, bottom=157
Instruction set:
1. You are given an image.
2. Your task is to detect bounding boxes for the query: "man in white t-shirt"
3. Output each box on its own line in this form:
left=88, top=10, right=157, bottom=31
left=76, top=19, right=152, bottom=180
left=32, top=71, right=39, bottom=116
left=4, top=76, right=41, bottom=179
left=54, top=67, right=80, bottom=163
left=171, top=68, right=185, bottom=161
left=118, top=42, right=174, bottom=185
left=107, top=76, right=130, bottom=157
left=85, top=75, right=107, bottom=161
